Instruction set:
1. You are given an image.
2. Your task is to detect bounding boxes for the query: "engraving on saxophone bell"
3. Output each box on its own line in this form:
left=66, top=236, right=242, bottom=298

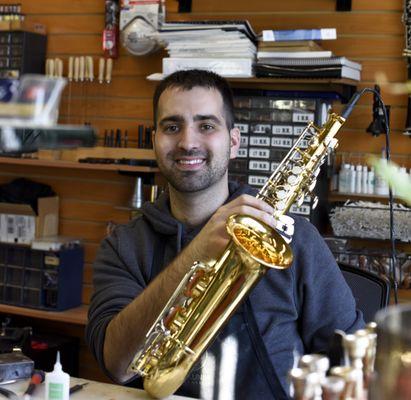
left=128, top=111, right=347, bottom=399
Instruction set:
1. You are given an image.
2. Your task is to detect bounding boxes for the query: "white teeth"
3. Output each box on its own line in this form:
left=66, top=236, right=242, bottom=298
left=178, top=159, right=203, bottom=165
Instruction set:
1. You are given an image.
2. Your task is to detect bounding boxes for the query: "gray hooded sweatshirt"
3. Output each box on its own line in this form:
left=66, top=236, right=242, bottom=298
left=86, top=181, right=364, bottom=399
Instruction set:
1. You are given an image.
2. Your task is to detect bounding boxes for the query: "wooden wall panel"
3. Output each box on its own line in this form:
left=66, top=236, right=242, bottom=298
left=190, top=0, right=402, bottom=13
left=0, top=0, right=408, bottom=288
left=0, top=0, right=409, bottom=380
left=0, top=0, right=407, bottom=288
left=168, top=13, right=404, bottom=36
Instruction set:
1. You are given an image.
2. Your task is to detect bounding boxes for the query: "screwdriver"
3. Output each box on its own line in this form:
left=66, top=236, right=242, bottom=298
left=69, top=382, right=89, bottom=395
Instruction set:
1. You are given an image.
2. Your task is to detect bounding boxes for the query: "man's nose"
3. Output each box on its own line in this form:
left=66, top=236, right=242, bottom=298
left=177, top=125, right=199, bottom=150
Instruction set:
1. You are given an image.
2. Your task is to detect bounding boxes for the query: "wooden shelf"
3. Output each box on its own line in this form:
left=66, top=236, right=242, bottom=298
left=329, top=191, right=402, bottom=202
left=0, top=303, right=88, bottom=325
left=227, top=77, right=357, bottom=101
left=228, top=77, right=357, bottom=86
left=0, top=156, right=159, bottom=173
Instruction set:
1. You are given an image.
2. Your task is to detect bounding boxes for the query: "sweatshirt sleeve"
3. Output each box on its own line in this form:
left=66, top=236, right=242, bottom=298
left=292, top=217, right=365, bottom=353
left=85, top=225, right=149, bottom=379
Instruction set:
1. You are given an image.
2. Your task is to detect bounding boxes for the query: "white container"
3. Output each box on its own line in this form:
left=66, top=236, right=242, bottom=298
left=355, top=164, right=362, bottom=193
left=338, top=163, right=350, bottom=193
left=361, top=165, right=368, bottom=194
left=375, top=160, right=390, bottom=196
left=45, top=352, right=70, bottom=400
left=349, top=164, right=356, bottom=193
left=367, top=167, right=375, bottom=194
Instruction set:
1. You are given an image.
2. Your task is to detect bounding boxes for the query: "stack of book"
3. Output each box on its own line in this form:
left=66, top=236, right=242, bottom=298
left=255, top=28, right=362, bottom=81
left=156, top=20, right=257, bottom=78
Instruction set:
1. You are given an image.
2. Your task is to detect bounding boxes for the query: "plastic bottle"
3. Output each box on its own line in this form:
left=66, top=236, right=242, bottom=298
left=355, top=164, right=362, bottom=193
left=361, top=165, right=368, bottom=194
left=375, top=160, right=389, bottom=195
left=349, top=164, right=356, bottom=193
left=45, top=352, right=70, bottom=400
left=338, top=163, right=349, bottom=193
left=367, top=167, right=375, bottom=194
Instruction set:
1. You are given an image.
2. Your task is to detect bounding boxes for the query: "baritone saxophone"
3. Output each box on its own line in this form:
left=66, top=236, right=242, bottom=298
left=128, top=110, right=346, bottom=398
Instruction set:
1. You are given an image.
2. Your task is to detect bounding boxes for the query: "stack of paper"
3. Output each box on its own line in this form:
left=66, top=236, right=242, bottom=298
left=156, top=20, right=257, bottom=78
left=255, top=57, right=362, bottom=81
left=257, top=40, right=333, bottom=60
left=253, top=28, right=361, bottom=81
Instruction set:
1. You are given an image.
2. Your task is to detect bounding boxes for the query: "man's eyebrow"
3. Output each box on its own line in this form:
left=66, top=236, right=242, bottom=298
left=158, top=115, right=184, bottom=126
left=159, top=114, right=223, bottom=126
left=193, top=114, right=222, bottom=124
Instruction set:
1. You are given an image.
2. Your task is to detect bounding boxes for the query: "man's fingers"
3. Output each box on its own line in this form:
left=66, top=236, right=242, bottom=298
left=226, top=205, right=277, bottom=229
left=223, top=194, right=275, bottom=215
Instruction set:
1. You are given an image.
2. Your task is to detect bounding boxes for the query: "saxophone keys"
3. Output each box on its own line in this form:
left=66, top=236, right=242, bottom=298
left=308, top=136, right=320, bottom=149
left=296, top=194, right=305, bottom=207
left=308, top=178, right=317, bottom=192
left=291, top=165, right=303, bottom=175
left=276, top=200, right=287, bottom=211
left=287, top=174, right=299, bottom=186
left=276, top=185, right=289, bottom=200
left=164, top=306, right=186, bottom=332
left=184, top=268, right=207, bottom=298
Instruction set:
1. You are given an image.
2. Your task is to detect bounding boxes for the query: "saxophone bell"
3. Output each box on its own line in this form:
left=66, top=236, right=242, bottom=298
left=226, top=214, right=293, bottom=269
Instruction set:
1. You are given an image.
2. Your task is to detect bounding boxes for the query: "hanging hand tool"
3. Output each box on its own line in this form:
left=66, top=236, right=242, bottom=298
left=45, top=58, right=55, bottom=77
left=54, top=58, right=63, bottom=77
left=86, top=56, right=94, bottom=82
left=68, top=57, right=74, bottom=82
left=115, top=129, right=122, bottom=147
left=98, top=57, right=105, bottom=84
left=67, top=56, right=74, bottom=124
left=79, top=56, right=85, bottom=82
left=74, top=57, right=80, bottom=82
left=137, top=125, right=144, bottom=148
left=105, top=58, right=113, bottom=83
left=124, top=130, right=128, bottom=147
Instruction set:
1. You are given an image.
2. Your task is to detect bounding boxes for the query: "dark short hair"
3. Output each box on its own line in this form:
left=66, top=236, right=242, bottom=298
left=153, top=69, right=235, bottom=130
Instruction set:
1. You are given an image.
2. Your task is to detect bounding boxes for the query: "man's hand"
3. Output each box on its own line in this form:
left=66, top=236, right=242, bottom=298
left=187, top=194, right=276, bottom=263
left=102, top=194, right=276, bottom=382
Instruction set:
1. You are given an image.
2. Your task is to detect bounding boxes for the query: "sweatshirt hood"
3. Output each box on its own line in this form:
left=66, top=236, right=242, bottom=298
left=141, top=181, right=256, bottom=237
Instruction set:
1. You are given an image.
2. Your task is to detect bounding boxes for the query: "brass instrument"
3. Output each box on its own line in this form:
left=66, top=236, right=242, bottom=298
left=128, top=112, right=345, bottom=398
left=290, top=324, right=378, bottom=400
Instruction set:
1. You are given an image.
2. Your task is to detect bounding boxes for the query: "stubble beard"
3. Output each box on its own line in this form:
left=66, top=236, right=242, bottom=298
left=158, top=149, right=230, bottom=193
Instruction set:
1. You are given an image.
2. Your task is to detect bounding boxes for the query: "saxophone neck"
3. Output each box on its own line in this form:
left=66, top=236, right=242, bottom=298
left=258, top=111, right=345, bottom=218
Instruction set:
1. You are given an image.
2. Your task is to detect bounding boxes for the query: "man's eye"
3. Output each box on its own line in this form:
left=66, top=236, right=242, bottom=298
left=201, top=124, right=215, bottom=131
left=164, top=125, right=179, bottom=133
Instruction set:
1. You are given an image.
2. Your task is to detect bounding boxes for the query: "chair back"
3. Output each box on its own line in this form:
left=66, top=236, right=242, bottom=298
left=339, top=263, right=390, bottom=322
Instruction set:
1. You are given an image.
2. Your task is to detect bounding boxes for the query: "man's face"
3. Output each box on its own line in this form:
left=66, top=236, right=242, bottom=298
left=153, top=86, right=240, bottom=193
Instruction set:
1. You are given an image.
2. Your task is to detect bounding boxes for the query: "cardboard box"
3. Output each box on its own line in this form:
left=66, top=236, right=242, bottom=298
left=0, top=196, right=59, bottom=244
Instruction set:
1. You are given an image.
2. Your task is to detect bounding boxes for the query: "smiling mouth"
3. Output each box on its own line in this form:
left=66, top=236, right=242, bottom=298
left=176, top=158, right=205, bottom=165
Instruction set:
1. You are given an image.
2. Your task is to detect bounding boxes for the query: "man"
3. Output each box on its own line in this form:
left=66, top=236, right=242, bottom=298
left=86, top=69, right=364, bottom=400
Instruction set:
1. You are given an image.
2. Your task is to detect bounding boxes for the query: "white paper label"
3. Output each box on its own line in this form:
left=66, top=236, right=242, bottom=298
left=272, top=125, right=293, bottom=135
left=249, top=160, right=270, bottom=171
left=250, top=136, right=271, bottom=147
left=249, top=148, right=270, bottom=159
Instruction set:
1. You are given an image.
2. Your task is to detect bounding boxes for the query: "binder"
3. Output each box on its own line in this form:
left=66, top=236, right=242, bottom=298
left=160, top=20, right=257, bottom=42
left=257, top=50, right=333, bottom=59
left=256, top=56, right=361, bottom=70
left=262, top=28, right=337, bottom=42
left=255, top=64, right=361, bottom=81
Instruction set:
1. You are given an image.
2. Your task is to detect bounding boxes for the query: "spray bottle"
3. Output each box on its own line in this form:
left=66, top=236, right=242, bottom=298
left=45, top=352, right=70, bottom=400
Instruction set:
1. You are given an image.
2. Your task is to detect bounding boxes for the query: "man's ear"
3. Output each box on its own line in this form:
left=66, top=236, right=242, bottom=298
left=229, top=127, right=241, bottom=159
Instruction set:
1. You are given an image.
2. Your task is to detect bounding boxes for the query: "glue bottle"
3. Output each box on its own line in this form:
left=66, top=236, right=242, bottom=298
left=45, top=352, right=70, bottom=400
